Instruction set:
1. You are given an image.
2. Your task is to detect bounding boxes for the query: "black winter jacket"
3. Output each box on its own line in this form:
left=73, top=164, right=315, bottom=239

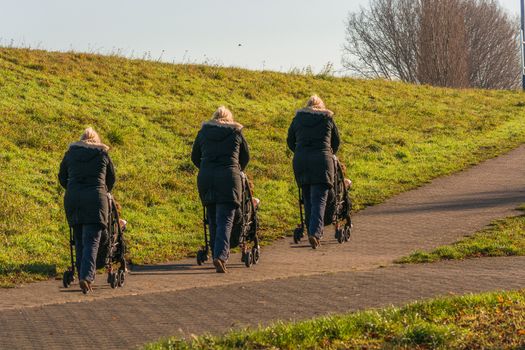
left=287, top=108, right=340, bottom=186
left=58, top=142, right=116, bottom=227
left=191, top=120, right=250, bottom=207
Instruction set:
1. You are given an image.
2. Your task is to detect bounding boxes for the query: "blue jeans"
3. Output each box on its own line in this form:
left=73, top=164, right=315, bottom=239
left=73, top=224, right=102, bottom=282
left=302, top=184, right=329, bottom=239
left=207, top=203, right=236, bottom=262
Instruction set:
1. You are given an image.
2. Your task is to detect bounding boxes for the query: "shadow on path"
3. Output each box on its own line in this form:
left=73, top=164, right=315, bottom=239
left=130, top=263, right=248, bottom=276
left=368, top=192, right=525, bottom=215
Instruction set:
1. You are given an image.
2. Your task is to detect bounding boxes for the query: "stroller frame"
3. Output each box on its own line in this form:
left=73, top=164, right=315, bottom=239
left=62, top=193, right=127, bottom=292
left=293, top=155, right=352, bottom=244
left=196, top=172, right=261, bottom=268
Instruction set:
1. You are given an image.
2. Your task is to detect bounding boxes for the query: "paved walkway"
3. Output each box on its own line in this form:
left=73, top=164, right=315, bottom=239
left=1, top=145, right=525, bottom=349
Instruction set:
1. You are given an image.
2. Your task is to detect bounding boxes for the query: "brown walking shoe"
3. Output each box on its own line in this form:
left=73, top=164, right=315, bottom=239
left=213, top=258, right=227, bottom=273
left=79, top=279, right=92, bottom=294
left=308, top=235, right=320, bottom=249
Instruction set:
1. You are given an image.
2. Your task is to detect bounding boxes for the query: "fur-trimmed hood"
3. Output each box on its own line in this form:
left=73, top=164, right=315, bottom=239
left=69, top=140, right=110, bottom=152
left=202, top=119, right=243, bottom=130
left=295, top=106, right=334, bottom=117
left=294, top=107, right=334, bottom=128
left=201, top=119, right=244, bottom=142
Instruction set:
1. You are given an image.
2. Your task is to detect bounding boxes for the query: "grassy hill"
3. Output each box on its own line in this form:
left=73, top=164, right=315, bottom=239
left=1, top=47, right=525, bottom=286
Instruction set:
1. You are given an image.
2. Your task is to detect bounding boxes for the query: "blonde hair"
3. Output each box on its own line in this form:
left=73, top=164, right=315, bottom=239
left=80, top=127, right=102, bottom=144
left=212, top=106, right=234, bottom=124
left=306, top=95, right=326, bottom=110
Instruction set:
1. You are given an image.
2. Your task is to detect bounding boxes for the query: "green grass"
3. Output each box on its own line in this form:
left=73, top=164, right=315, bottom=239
left=1, top=47, right=525, bottom=286
left=144, top=290, right=525, bottom=349
left=398, top=209, right=525, bottom=264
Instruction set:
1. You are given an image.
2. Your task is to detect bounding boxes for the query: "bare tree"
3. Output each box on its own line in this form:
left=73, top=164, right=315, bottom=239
left=417, top=0, right=469, bottom=88
left=343, top=0, right=521, bottom=89
left=463, top=0, right=520, bottom=89
left=342, top=0, right=421, bottom=83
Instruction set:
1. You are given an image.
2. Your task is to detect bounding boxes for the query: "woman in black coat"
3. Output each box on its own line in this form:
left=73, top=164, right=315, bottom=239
left=287, top=95, right=340, bottom=249
left=191, top=106, right=250, bottom=273
left=58, top=127, right=116, bottom=293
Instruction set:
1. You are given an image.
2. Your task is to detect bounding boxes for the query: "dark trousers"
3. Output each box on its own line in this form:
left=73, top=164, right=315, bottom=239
left=302, top=184, right=329, bottom=239
left=207, top=203, right=236, bottom=262
left=73, top=224, right=102, bottom=282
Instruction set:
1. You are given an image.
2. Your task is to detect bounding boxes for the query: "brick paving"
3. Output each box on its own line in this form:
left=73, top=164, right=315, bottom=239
left=1, top=145, right=525, bottom=349
left=1, top=258, right=525, bottom=350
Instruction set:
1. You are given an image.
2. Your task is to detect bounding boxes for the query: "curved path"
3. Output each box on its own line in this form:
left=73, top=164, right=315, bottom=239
left=1, top=145, right=525, bottom=349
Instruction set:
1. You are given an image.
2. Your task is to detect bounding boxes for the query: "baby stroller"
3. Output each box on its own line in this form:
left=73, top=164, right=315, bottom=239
left=62, top=193, right=127, bottom=291
left=196, top=172, right=261, bottom=267
left=293, top=155, right=352, bottom=244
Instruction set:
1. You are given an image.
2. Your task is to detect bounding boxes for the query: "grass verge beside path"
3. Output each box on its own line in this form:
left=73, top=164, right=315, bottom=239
left=2, top=47, right=525, bottom=286
left=398, top=207, right=525, bottom=264
left=144, top=290, right=525, bottom=349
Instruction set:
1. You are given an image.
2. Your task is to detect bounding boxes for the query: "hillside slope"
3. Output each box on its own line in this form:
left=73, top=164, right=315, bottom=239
left=1, top=48, right=524, bottom=285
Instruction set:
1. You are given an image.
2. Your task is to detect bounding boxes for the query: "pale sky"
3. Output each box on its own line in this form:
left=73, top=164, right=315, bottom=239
left=0, top=0, right=521, bottom=72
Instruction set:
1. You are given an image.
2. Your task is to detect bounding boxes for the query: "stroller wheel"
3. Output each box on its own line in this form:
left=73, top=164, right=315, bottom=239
left=251, top=247, right=260, bottom=265
left=293, top=227, right=304, bottom=244
left=336, top=228, right=344, bottom=244
left=344, top=225, right=351, bottom=242
left=244, top=251, right=252, bottom=268
left=196, top=249, right=207, bottom=266
left=109, top=272, right=118, bottom=289
left=62, top=270, right=74, bottom=288
left=117, top=269, right=125, bottom=287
